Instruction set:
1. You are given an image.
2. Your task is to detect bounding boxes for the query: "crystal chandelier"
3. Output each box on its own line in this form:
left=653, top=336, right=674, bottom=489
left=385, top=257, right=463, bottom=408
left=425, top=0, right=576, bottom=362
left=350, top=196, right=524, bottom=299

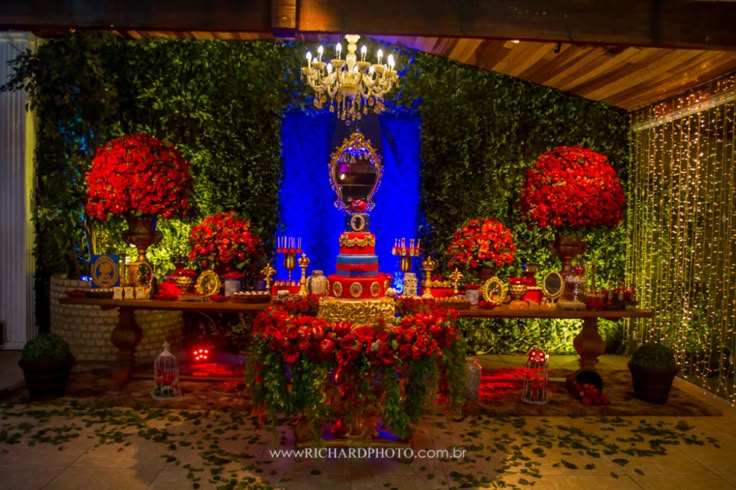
left=301, top=34, right=399, bottom=124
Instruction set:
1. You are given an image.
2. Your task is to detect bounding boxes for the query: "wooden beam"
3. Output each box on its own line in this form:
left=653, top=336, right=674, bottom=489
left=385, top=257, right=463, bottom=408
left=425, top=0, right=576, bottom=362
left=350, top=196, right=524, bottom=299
left=271, top=0, right=297, bottom=38
left=1, top=0, right=735, bottom=50
left=296, top=0, right=736, bottom=51
left=0, top=0, right=272, bottom=33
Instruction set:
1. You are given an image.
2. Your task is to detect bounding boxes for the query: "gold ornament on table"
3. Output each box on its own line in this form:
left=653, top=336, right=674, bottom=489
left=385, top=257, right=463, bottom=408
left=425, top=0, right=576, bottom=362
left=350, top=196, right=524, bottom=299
left=122, top=215, right=162, bottom=286
left=301, top=34, right=400, bottom=124
left=449, top=268, right=464, bottom=295
left=392, top=237, right=421, bottom=273
left=261, top=263, right=276, bottom=292
left=277, top=235, right=301, bottom=282
left=297, top=253, right=310, bottom=297
left=421, top=256, right=438, bottom=299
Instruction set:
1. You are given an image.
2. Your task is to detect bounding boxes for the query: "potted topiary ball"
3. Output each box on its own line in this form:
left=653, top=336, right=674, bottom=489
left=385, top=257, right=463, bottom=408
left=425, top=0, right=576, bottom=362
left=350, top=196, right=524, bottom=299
left=628, top=343, right=678, bottom=404
left=18, top=333, right=75, bottom=400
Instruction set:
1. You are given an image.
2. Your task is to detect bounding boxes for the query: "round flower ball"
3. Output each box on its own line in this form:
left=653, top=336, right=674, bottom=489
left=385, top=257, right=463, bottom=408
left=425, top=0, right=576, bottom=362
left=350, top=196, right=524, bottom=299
left=518, top=146, right=625, bottom=230
left=446, top=217, right=515, bottom=272
left=85, top=134, right=193, bottom=220
left=188, top=211, right=262, bottom=273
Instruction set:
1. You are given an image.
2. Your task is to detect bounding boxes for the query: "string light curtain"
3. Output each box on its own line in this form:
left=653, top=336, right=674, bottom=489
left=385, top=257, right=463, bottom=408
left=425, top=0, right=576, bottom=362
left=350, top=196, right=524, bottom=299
left=628, top=74, right=736, bottom=403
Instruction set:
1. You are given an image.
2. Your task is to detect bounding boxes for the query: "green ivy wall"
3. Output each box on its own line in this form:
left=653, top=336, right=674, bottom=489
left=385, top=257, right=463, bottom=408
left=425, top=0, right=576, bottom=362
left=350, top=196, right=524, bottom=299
left=4, top=33, right=630, bottom=353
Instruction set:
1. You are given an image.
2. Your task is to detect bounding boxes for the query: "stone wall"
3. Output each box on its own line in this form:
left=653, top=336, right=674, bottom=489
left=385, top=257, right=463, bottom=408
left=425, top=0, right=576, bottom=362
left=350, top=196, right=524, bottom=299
left=50, top=275, right=183, bottom=362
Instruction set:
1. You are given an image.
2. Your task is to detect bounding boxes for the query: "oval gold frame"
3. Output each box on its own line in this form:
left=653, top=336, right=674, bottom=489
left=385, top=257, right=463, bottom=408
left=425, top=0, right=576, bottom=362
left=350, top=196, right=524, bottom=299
left=541, top=271, right=565, bottom=300
left=481, top=277, right=507, bottom=305
left=328, top=130, right=383, bottom=213
left=195, top=270, right=222, bottom=297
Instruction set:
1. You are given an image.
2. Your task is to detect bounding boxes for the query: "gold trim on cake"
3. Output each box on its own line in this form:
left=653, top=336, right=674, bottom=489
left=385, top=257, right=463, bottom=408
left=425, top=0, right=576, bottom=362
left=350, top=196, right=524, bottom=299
left=370, top=281, right=381, bottom=297
left=333, top=281, right=343, bottom=297
left=339, top=234, right=375, bottom=247
left=318, top=296, right=395, bottom=324
left=349, top=282, right=363, bottom=298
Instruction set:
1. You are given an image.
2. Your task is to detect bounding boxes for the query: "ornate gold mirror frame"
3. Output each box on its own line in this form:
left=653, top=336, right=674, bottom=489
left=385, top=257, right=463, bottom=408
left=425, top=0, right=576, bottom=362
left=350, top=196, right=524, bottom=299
left=541, top=272, right=565, bottom=301
left=328, top=130, right=382, bottom=213
left=481, top=277, right=507, bottom=305
left=196, top=270, right=222, bottom=297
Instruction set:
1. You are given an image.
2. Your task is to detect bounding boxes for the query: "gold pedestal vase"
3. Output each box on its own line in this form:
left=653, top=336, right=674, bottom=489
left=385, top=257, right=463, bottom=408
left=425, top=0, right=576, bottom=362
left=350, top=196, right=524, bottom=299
left=122, top=215, right=162, bottom=285
left=548, top=234, right=587, bottom=302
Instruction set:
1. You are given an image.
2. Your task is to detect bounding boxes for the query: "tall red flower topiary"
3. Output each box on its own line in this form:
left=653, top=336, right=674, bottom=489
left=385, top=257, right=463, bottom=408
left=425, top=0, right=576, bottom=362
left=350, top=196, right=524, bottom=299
left=446, top=217, right=515, bottom=272
left=518, top=146, right=625, bottom=230
left=189, top=211, right=262, bottom=274
left=85, top=134, right=193, bottom=220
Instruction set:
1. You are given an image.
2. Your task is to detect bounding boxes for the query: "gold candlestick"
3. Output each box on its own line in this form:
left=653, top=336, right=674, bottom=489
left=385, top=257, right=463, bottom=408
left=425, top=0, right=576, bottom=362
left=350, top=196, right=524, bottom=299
left=449, top=268, right=464, bottom=295
left=399, top=255, right=412, bottom=273
left=297, top=253, right=310, bottom=297
left=284, top=252, right=296, bottom=282
left=261, top=263, right=276, bottom=292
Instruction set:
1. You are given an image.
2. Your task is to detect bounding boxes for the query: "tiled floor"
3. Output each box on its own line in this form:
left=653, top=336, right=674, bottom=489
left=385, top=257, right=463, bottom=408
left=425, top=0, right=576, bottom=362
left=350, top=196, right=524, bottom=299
left=0, top=351, right=734, bottom=489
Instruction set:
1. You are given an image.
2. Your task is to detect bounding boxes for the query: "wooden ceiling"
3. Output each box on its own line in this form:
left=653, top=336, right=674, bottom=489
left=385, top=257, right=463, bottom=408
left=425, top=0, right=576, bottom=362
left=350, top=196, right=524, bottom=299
left=4, top=0, right=736, bottom=111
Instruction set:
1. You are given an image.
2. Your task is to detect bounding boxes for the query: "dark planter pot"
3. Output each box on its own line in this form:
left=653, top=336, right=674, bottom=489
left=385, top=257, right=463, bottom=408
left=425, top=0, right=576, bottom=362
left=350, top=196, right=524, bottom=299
left=628, top=362, right=679, bottom=404
left=19, top=355, right=75, bottom=401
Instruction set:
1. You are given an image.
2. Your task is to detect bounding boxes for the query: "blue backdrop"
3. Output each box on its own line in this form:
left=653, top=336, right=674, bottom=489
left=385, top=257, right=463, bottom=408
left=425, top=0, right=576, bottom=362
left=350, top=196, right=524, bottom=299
left=278, top=111, right=421, bottom=282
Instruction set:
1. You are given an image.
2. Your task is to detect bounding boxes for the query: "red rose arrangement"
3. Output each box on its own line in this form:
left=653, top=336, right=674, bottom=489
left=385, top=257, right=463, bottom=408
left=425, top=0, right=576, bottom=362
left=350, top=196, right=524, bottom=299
left=446, top=217, right=515, bottom=272
left=247, top=305, right=466, bottom=440
left=188, top=211, right=262, bottom=273
left=518, top=146, right=625, bottom=230
left=172, top=268, right=197, bottom=278
left=85, top=133, right=193, bottom=220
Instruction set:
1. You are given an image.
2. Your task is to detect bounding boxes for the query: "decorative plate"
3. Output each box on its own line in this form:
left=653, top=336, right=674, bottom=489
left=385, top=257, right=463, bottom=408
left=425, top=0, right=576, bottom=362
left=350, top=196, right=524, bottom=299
left=370, top=281, right=381, bottom=297
left=333, top=281, right=343, bottom=298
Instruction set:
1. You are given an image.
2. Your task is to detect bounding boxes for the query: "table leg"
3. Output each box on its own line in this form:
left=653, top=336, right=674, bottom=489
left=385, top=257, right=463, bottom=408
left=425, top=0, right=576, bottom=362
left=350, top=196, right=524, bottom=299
left=109, top=306, right=143, bottom=389
left=573, top=317, right=606, bottom=371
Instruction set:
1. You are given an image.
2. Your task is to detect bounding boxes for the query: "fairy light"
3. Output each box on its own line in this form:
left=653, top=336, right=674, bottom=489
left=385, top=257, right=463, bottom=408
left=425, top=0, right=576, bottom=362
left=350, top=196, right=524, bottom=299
left=629, top=73, right=736, bottom=404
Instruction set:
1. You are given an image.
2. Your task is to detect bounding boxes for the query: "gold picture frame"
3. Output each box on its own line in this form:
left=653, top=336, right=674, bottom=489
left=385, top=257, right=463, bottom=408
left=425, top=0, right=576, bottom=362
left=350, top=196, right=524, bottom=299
left=328, top=130, right=383, bottom=213
left=541, top=272, right=565, bottom=301
left=195, top=270, right=222, bottom=297
left=481, top=277, right=507, bottom=305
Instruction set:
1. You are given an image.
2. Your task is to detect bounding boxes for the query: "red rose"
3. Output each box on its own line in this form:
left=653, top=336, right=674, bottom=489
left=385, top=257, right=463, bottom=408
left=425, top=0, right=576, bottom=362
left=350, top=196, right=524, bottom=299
left=320, top=338, right=335, bottom=356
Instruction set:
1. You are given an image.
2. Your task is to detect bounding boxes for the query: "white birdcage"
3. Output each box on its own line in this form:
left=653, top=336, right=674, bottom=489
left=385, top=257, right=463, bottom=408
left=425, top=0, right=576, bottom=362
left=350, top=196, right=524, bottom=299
left=521, top=347, right=549, bottom=404
left=152, top=342, right=181, bottom=399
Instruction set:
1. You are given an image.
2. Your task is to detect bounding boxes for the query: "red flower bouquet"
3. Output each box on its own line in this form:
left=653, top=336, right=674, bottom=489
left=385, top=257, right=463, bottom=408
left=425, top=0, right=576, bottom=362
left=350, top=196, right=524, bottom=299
left=85, top=133, right=193, bottom=220
left=188, top=211, right=262, bottom=273
left=446, top=217, right=515, bottom=272
left=518, top=146, right=625, bottom=230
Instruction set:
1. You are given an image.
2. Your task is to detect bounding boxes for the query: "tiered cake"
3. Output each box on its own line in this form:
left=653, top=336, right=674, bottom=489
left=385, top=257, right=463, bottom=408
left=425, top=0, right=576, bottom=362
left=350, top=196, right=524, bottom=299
left=319, top=212, right=394, bottom=323
left=329, top=213, right=386, bottom=299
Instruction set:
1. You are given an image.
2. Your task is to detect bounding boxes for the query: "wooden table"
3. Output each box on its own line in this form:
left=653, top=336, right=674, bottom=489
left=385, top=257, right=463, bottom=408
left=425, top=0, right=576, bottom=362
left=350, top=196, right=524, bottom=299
left=457, top=307, right=652, bottom=371
left=59, top=297, right=651, bottom=386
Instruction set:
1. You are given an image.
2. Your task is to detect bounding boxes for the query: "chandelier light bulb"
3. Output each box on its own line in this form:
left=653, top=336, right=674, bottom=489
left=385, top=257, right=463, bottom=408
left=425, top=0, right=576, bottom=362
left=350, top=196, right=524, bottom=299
left=360, top=45, right=367, bottom=61
left=336, top=42, right=342, bottom=58
left=317, top=45, right=324, bottom=61
left=388, top=54, right=395, bottom=70
left=327, top=63, right=333, bottom=74
left=377, top=49, right=383, bottom=63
